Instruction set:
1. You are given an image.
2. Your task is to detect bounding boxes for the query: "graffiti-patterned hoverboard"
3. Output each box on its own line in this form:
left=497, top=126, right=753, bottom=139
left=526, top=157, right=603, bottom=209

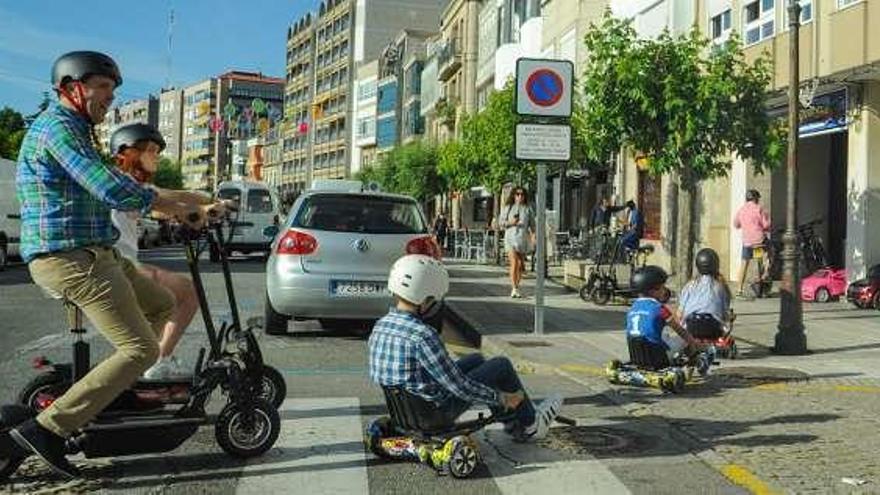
left=606, top=337, right=714, bottom=394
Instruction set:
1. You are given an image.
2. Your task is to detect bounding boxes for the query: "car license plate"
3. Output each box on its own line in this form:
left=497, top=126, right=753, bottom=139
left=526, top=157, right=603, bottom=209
left=331, top=281, right=388, bottom=297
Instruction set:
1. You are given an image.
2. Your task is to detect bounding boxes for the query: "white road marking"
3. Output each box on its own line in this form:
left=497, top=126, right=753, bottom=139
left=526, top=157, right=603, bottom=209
left=235, top=397, right=369, bottom=495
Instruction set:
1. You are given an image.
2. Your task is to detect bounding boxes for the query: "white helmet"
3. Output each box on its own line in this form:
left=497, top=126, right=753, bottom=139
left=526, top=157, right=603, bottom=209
left=388, top=254, right=449, bottom=306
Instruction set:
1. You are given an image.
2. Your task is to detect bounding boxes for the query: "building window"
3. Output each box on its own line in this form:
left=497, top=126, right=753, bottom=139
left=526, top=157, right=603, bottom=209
left=710, top=9, right=732, bottom=42
left=838, top=0, right=861, bottom=8
left=783, top=0, right=813, bottom=25
left=743, top=0, right=775, bottom=45
left=637, top=171, right=661, bottom=241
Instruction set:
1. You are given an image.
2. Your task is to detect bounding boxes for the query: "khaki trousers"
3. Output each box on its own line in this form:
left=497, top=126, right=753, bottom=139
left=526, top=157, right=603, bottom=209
left=28, top=246, right=175, bottom=437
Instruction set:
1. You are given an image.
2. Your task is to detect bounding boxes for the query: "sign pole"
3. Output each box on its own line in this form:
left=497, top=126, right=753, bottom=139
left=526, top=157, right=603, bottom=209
left=535, top=162, right=547, bottom=335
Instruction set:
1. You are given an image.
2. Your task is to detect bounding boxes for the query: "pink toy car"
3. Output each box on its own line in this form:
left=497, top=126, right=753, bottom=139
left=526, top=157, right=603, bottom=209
left=801, top=268, right=848, bottom=303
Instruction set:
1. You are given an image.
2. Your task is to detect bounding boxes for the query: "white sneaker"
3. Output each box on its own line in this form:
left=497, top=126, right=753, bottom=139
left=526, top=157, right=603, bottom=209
left=522, top=393, right=564, bottom=441
left=143, top=356, right=191, bottom=381
left=511, top=288, right=523, bottom=299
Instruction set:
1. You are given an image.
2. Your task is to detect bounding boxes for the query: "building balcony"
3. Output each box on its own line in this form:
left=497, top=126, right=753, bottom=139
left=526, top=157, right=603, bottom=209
left=437, top=38, right=462, bottom=82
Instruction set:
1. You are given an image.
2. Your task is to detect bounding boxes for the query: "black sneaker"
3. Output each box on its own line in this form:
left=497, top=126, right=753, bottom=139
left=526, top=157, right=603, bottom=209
left=9, top=419, right=79, bottom=479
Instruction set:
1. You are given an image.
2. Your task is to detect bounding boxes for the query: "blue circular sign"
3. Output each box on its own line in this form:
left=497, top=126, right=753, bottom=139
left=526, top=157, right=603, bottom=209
left=526, top=69, right=564, bottom=107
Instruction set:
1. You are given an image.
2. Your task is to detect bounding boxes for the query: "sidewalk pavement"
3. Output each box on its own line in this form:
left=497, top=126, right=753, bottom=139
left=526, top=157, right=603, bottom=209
left=444, top=261, right=880, bottom=494
left=445, top=262, right=880, bottom=382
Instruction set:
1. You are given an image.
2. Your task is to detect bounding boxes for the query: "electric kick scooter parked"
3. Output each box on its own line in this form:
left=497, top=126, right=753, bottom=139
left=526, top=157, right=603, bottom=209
left=1, top=211, right=284, bottom=482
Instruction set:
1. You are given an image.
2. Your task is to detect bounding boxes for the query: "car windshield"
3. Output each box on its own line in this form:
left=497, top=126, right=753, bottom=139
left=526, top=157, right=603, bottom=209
left=217, top=188, right=242, bottom=204
left=247, top=189, right=274, bottom=213
left=293, top=194, right=426, bottom=234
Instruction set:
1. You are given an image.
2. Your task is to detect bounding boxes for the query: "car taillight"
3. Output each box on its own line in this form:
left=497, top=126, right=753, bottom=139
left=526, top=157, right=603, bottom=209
left=406, top=236, right=441, bottom=260
left=276, top=229, right=318, bottom=255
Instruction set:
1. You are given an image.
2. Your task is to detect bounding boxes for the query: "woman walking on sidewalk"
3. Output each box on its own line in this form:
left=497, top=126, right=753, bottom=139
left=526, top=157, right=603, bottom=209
left=501, top=187, right=535, bottom=298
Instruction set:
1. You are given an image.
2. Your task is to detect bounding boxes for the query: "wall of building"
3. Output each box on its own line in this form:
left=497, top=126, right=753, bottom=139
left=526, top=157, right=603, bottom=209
left=847, top=80, right=880, bottom=280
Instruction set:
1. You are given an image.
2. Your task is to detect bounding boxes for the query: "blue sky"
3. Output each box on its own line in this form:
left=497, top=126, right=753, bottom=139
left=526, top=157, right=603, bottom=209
left=0, top=0, right=318, bottom=114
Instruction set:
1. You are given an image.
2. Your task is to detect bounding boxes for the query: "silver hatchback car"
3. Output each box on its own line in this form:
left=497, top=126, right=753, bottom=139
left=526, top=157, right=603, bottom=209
left=264, top=189, right=440, bottom=334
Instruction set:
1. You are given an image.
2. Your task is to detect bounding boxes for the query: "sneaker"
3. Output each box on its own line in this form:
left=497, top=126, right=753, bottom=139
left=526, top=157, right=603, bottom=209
left=512, top=288, right=523, bottom=299
left=143, top=356, right=191, bottom=381
left=9, top=419, right=79, bottom=479
left=520, top=393, right=564, bottom=442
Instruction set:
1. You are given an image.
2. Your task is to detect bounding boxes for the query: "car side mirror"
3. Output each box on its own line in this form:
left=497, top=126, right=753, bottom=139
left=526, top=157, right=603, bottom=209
left=263, top=225, right=280, bottom=238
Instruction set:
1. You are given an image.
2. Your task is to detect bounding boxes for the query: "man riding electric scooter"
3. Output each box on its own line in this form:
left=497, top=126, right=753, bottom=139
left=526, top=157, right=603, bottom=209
left=12, top=50, right=225, bottom=479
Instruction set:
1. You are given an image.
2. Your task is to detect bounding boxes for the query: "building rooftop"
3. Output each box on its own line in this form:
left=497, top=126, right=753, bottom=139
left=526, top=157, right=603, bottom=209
left=218, top=71, right=285, bottom=84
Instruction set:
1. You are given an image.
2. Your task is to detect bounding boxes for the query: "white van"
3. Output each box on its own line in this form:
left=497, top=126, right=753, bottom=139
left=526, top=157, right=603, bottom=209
left=0, top=158, right=21, bottom=270
left=213, top=180, right=281, bottom=261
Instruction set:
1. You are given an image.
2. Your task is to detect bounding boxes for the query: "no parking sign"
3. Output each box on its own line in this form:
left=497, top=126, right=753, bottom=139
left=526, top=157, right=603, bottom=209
left=515, top=58, right=574, bottom=118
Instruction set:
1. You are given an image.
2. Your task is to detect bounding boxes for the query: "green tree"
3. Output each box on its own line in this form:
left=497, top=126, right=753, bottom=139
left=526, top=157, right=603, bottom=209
left=579, top=13, right=784, bottom=283
left=357, top=141, right=445, bottom=202
left=154, top=157, right=184, bottom=189
left=0, top=107, right=26, bottom=160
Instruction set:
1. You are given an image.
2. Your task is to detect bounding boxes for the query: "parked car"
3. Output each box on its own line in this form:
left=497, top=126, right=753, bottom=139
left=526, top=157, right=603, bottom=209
left=213, top=180, right=280, bottom=261
left=846, top=264, right=880, bottom=309
left=801, top=268, right=848, bottom=303
left=264, top=185, right=441, bottom=335
left=0, top=158, right=21, bottom=271
left=137, top=217, right=163, bottom=249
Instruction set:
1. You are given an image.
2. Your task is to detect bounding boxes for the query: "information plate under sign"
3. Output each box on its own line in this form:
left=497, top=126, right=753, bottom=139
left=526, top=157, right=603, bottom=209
left=515, top=58, right=574, bottom=118
left=515, top=123, right=571, bottom=162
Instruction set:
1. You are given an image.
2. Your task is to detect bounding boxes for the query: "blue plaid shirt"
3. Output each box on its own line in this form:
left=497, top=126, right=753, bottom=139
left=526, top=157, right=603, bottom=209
left=369, top=308, right=501, bottom=407
left=16, top=103, right=155, bottom=262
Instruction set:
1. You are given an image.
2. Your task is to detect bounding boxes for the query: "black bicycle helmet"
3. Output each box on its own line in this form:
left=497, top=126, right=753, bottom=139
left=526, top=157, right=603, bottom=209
left=746, top=189, right=761, bottom=202
left=695, top=248, right=720, bottom=276
left=109, top=123, right=166, bottom=155
left=52, top=51, right=122, bottom=88
left=631, top=265, right=668, bottom=294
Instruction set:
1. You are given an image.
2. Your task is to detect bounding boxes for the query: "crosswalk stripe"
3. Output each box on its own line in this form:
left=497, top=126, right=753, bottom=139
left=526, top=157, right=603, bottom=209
left=235, top=397, right=369, bottom=495
left=479, top=425, right=632, bottom=495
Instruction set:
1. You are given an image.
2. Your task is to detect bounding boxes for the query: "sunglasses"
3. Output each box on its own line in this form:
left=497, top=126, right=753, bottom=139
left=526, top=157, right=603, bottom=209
left=515, top=191, right=524, bottom=196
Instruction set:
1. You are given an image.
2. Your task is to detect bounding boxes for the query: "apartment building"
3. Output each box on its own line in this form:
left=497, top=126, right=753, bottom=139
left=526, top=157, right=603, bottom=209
left=282, top=0, right=445, bottom=193
left=375, top=30, right=434, bottom=154
left=613, top=0, right=880, bottom=282
left=95, top=96, right=159, bottom=153
left=181, top=78, right=217, bottom=190
left=158, top=88, right=184, bottom=163
left=352, top=60, right=378, bottom=176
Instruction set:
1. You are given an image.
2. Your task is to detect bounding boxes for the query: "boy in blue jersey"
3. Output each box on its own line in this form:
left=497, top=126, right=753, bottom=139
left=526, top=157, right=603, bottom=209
left=626, top=266, right=699, bottom=366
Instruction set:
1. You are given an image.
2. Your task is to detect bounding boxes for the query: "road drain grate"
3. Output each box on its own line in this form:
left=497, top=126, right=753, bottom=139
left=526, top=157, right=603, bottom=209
left=506, top=340, right=553, bottom=348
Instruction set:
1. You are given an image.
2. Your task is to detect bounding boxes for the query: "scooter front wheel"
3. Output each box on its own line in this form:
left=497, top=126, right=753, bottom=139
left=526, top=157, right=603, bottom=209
left=258, top=365, right=287, bottom=409
left=215, top=399, right=280, bottom=458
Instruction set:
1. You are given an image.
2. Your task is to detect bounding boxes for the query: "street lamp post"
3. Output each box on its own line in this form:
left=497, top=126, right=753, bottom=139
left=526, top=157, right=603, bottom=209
left=773, top=0, right=808, bottom=355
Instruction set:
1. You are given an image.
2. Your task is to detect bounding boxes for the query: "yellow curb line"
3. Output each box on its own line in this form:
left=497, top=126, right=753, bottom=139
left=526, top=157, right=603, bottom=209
left=558, top=363, right=607, bottom=377
left=754, top=382, right=880, bottom=393
left=720, top=464, right=781, bottom=495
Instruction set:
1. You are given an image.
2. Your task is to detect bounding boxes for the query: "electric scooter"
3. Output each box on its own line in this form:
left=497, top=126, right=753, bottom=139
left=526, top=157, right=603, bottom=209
left=1, top=211, right=283, bottom=482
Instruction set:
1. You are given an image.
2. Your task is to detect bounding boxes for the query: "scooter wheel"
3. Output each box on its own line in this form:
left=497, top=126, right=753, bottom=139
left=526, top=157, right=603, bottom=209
left=257, top=366, right=287, bottom=409
left=446, top=437, right=479, bottom=479
left=18, top=371, right=69, bottom=413
left=578, top=284, right=593, bottom=302
left=215, top=399, right=280, bottom=458
left=592, top=287, right=612, bottom=306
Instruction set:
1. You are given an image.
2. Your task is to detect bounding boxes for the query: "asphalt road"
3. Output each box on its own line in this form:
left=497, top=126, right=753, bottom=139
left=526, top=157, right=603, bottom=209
left=0, top=246, right=748, bottom=494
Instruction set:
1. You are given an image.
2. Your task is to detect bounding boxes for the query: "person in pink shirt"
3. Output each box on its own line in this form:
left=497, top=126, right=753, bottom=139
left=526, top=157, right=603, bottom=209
left=734, top=189, right=771, bottom=297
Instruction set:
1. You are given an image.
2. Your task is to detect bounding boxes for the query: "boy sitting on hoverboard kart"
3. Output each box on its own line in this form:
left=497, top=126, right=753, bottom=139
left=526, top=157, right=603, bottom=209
left=368, top=254, right=563, bottom=442
left=625, top=266, right=713, bottom=375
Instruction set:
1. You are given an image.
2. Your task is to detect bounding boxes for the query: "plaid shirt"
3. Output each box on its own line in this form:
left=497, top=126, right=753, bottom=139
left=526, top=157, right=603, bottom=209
left=369, top=308, right=501, bottom=407
left=16, top=104, right=155, bottom=262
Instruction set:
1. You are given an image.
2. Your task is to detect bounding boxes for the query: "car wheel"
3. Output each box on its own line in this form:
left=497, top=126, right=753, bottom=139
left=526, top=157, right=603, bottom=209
left=0, top=243, right=7, bottom=272
left=815, top=287, right=830, bottom=303
left=209, top=244, right=221, bottom=263
left=873, top=291, right=880, bottom=311
left=264, top=293, right=290, bottom=335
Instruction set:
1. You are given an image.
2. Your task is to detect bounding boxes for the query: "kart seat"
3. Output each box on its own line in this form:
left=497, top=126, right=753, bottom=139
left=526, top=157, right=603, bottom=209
left=381, top=386, right=496, bottom=437
left=685, top=313, right=724, bottom=339
left=627, top=337, right=671, bottom=370
left=382, top=386, right=456, bottom=434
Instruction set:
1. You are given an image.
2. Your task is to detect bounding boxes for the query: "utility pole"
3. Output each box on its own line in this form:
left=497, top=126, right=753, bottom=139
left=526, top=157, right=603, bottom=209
left=774, top=0, right=808, bottom=355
